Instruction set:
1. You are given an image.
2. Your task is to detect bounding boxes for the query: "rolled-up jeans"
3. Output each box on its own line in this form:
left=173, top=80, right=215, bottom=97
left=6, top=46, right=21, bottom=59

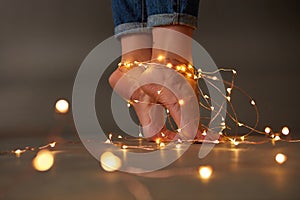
left=112, top=0, right=200, bottom=38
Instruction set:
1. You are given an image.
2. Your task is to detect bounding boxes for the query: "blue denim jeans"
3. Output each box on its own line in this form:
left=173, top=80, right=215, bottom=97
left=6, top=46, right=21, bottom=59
left=112, top=0, right=200, bottom=38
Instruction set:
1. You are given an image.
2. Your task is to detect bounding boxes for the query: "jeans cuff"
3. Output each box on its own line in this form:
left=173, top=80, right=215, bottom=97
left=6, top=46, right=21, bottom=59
left=147, top=13, right=198, bottom=29
left=114, top=22, right=151, bottom=39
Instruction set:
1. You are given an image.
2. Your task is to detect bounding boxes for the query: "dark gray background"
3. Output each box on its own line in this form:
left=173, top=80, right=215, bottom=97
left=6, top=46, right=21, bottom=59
left=0, top=0, right=299, bottom=137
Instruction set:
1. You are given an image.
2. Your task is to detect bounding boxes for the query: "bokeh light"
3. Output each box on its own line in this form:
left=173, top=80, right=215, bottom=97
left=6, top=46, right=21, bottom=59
left=275, top=153, right=287, bottom=164
left=32, top=150, right=54, bottom=172
left=55, top=99, right=69, bottom=114
left=198, top=166, right=213, bottom=180
left=281, top=127, right=289, bottom=136
left=100, top=152, right=122, bottom=172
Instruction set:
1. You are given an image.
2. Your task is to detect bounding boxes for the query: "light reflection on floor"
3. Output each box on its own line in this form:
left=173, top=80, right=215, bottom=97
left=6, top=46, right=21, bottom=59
left=0, top=136, right=299, bottom=200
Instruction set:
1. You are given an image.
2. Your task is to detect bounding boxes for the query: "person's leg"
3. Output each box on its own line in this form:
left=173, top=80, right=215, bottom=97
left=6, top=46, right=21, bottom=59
left=142, top=0, right=202, bottom=139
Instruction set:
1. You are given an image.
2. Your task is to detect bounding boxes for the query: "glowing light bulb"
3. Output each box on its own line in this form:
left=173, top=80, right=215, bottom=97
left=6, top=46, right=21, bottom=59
left=157, top=90, right=161, bottom=95
left=55, top=99, right=69, bottom=114
left=177, top=128, right=182, bottom=133
left=49, top=142, right=56, bottom=148
left=161, top=132, right=165, bottom=137
left=127, top=102, right=131, bottom=108
left=226, top=88, right=232, bottom=94
left=155, top=138, right=161, bottom=144
left=264, top=127, right=271, bottom=134
left=176, top=65, right=181, bottom=71
left=275, top=153, right=287, bottom=164
left=118, top=135, right=123, bottom=139
left=281, top=127, right=289, bottom=135
left=166, top=63, right=173, bottom=68
left=180, top=65, right=186, bottom=72
left=251, top=100, right=256, bottom=105
left=175, top=144, right=181, bottom=149
left=159, top=142, right=165, bottom=148
left=178, top=99, right=184, bottom=105
left=157, top=55, right=164, bottom=61
left=232, top=70, right=237, bottom=75
left=122, top=145, right=128, bottom=149
left=32, top=150, right=54, bottom=172
left=14, top=149, right=22, bottom=157
left=202, top=130, right=207, bottom=136
left=198, top=166, right=213, bottom=180
left=240, top=136, right=245, bottom=141
left=100, top=152, right=122, bottom=172
left=212, top=76, right=217, bottom=80
left=226, top=96, right=231, bottom=102
left=274, top=135, right=281, bottom=141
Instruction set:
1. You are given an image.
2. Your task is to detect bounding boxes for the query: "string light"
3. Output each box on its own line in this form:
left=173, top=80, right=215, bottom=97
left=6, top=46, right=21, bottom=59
left=157, top=55, right=164, bottom=61
left=281, top=127, right=289, bottom=135
left=198, top=166, right=213, bottom=180
left=178, top=99, right=185, bottom=106
left=100, top=152, right=122, bottom=172
left=32, top=150, right=54, bottom=172
left=265, top=127, right=271, bottom=134
left=275, top=153, right=287, bottom=164
left=1, top=59, right=299, bottom=180
left=55, top=99, right=69, bottom=114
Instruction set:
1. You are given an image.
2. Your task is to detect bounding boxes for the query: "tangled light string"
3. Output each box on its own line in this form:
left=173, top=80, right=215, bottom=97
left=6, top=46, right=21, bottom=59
left=0, top=56, right=299, bottom=174
left=115, top=55, right=300, bottom=147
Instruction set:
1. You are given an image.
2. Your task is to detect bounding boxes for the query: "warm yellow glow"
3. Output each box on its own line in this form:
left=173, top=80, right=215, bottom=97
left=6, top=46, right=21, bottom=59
left=180, top=65, right=186, bottom=72
left=198, top=166, right=213, bottom=179
left=226, top=96, right=231, bottom=102
left=166, top=63, right=173, bottom=68
left=238, top=123, right=243, bottom=127
left=157, top=55, right=164, bottom=61
left=274, top=135, right=281, bottom=141
left=188, top=64, right=193, bottom=69
left=210, top=106, right=214, bottom=111
left=281, top=127, right=289, bottom=135
left=32, top=150, right=54, bottom=172
left=127, top=102, right=131, bottom=108
left=177, top=128, right=182, bottom=133
left=175, top=144, right=181, bottom=149
left=230, top=139, right=239, bottom=146
left=186, top=73, right=192, bottom=78
left=49, top=142, right=56, bottom=148
left=275, top=153, right=287, bottom=164
left=14, top=149, right=23, bottom=157
left=226, top=88, right=232, bottom=94
left=251, top=100, right=256, bottom=105
left=122, top=145, right=128, bottom=149
left=202, top=130, right=207, bottom=136
left=55, top=99, right=69, bottom=114
left=118, top=135, right=123, bottom=139
left=178, top=99, right=184, bottom=105
left=157, top=90, right=161, bottom=95
left=100, top=152, right=122, bottom=172
left=232, top=70, right=237, bottom=74
left=155, top=138, right=161, bottom=144
left=159, top=142, right=165, bottom=148
left=240, top=136, right=245, bottom=141
left=264, top=127, right=271, bottom=134
left=161, top=132, right=165, bottom=137
left=176, top=65, right=181, bottom=71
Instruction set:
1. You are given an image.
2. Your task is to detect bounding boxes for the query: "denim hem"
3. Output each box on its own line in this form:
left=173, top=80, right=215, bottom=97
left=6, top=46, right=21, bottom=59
left=114, top=22, right=151, bottom=39
left=147, top=13, right=198, bottom=29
